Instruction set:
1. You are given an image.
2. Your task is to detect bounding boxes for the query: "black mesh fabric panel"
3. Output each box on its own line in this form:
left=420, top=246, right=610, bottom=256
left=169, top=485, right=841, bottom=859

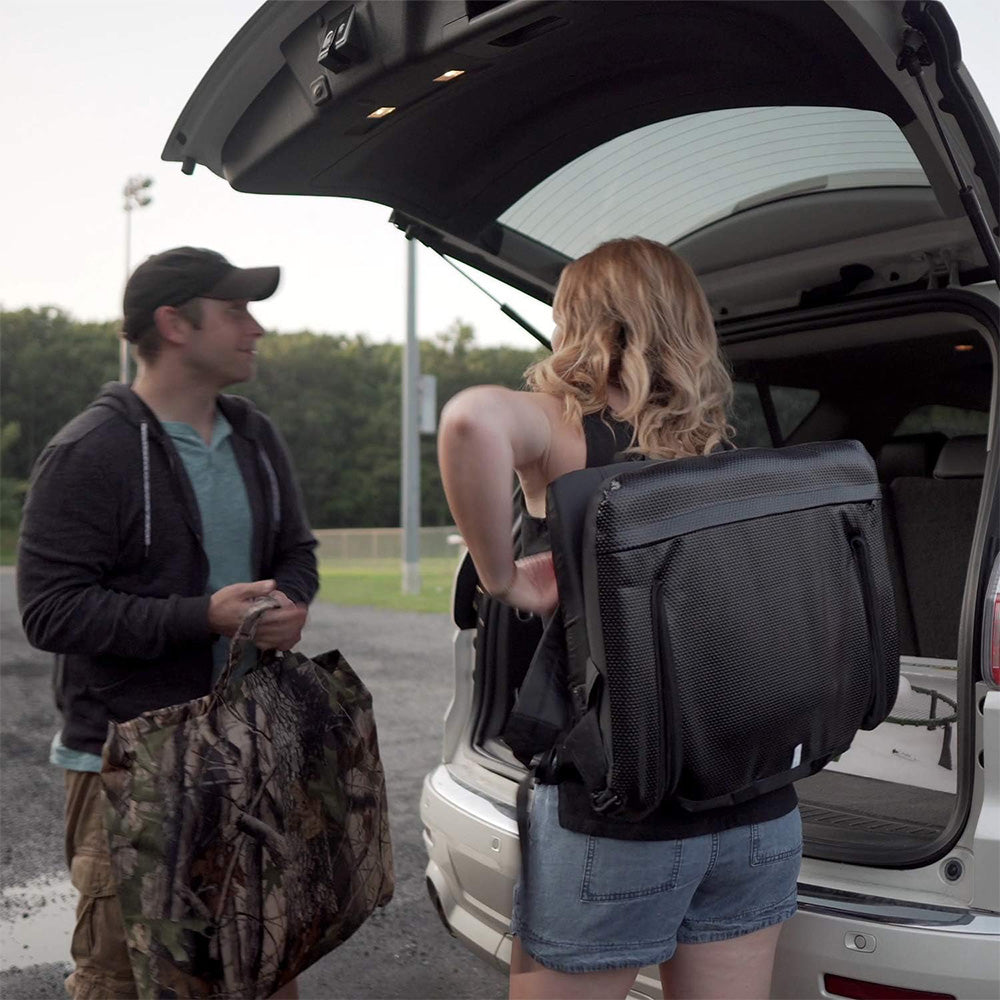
left=591, top=442, right=879, bottom=553
left=585, top=440, right=899, bottom=815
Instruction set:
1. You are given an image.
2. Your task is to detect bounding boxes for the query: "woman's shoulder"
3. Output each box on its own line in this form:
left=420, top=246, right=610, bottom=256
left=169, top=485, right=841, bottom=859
left=522, top=389, right=567, bottom=418
left=443, top=384, right=549, bottom=410
left=444, top=384, right=567, bottom=426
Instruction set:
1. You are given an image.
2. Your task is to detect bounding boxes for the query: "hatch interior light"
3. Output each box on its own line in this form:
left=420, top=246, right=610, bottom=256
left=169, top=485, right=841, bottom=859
left=367, top=107, right=397, bottom=119
left=434, top=69, right=466, bottom=82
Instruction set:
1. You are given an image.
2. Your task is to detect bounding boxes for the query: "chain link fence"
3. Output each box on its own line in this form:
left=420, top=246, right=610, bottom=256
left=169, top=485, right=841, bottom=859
left=313, top=526, right=462, bottom=563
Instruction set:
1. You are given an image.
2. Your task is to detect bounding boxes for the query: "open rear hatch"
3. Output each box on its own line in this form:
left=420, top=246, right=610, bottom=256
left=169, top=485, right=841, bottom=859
left=163, top=0, right=998, bottom=317
left=164, top=1, right=999, bottom=873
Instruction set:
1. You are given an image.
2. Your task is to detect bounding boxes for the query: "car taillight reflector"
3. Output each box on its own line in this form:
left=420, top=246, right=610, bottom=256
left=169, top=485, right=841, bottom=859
left=984, top=555, right=1000, bottom=687
left=824, top=974, right=955, bottom=999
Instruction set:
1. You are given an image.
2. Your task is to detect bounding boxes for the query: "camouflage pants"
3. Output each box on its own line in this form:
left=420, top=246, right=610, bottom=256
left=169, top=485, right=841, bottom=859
left=64, top=770, right=137, bottom=1000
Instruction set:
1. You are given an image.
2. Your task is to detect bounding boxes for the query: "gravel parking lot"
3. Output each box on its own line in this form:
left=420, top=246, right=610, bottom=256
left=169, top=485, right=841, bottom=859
left=0, top=569, right=507, bottom=999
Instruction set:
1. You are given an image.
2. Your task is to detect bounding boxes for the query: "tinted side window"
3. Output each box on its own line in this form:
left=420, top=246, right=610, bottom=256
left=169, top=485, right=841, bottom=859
left=730, top=383, right=820, bottom=447
left=731, top=382, right=770, bottom=448
left=894, top=404, right=989, bottom=438
left=773, top=386, right=820, bottom=439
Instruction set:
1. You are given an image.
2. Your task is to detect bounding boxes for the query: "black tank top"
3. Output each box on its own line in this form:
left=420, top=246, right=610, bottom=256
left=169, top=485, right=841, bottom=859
left=521, top=411, right=797, bottom=839
left=520, top=411, right=635, bottom=557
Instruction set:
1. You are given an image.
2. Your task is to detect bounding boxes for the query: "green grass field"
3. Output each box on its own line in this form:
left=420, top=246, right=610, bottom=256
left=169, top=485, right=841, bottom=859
left=0, top=528, right=17, bottom=566
left=318, top=557, right=458, bottom=613
left=0, top=538, right=459, bottom=614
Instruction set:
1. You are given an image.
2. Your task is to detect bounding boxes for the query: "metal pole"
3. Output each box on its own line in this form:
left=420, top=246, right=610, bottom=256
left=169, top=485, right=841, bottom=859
left=401, top=238, right=421, bottom=593
left=120, top=205, right=131, bottom=384
left=120, top=175, right=152, bottom=384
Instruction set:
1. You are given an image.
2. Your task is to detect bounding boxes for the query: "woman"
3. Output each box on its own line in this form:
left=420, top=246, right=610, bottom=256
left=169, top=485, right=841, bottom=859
left=438, top=237, right=801, bottom=1000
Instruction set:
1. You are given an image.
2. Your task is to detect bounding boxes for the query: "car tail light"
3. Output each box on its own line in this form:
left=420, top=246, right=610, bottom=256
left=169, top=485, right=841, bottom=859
left=985, top=554, right=1000, bottom=687
left=824, top=974, right=955, bottom=999
left=989, top=591, right=1000, bottom=685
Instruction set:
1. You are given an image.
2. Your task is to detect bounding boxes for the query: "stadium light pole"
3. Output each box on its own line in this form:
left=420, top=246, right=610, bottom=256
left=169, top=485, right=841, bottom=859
left=401, top=236, right=421, bottom=594
left=121, top=175, right=153, bottom=383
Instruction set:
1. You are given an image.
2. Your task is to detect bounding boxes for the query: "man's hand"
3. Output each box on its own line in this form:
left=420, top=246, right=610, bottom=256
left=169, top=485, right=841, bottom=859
left=209, top=581, right=307, bottom=651
left=208, top=579, right=278, bottom=637
left=253, top=590, right=308, bottom=651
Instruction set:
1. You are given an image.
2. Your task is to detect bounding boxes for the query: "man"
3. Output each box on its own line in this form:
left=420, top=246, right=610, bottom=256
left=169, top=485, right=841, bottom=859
left=16, top=247, right=318, bottom=1000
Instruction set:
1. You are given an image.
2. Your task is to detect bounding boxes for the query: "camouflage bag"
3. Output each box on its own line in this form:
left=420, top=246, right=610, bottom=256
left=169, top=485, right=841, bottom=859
left=101, top=597, right=394, bottom=998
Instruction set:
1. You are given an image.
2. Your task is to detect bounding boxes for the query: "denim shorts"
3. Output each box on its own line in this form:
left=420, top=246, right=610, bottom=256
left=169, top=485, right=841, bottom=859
left=510, top=784, right=801, bottom=973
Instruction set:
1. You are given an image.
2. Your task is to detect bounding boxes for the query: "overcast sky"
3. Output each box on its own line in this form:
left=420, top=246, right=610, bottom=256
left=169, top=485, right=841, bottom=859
left=2, top=0, right=997, bottom=349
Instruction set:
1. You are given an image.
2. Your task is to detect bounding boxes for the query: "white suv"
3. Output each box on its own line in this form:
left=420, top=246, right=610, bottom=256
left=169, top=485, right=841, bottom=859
left=169, top=3, right=999, bottom=996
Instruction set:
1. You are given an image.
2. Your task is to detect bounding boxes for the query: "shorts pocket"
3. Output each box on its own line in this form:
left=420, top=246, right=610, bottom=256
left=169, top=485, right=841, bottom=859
left=749, top=810, right=803, bottom=867
left=581, top=835, right=684, bottom=901
left=70, top=851, right=128, bottom=971
left=71, top=850, right=117, bottom=899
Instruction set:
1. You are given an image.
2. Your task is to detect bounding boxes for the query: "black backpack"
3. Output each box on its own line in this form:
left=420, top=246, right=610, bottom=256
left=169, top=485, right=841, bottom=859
left=544, top=439, right=899, bottom=820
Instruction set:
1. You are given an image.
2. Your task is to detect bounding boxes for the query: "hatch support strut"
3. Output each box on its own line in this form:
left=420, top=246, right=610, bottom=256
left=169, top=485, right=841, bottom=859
left=392, top=211, right=556, bottom=349
left=428, top=249, right=552, bottom=351
left=897, top=28, right=1000, bottom=284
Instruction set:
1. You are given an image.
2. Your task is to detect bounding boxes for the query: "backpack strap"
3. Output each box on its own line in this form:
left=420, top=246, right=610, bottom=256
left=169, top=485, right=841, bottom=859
left=559, top=711, right=609, bottom=795
left=514, top=745, right=560, bottom=920
left=514, top=417, right=636, bottom=905
left=502, top=614, right=571, bottom=767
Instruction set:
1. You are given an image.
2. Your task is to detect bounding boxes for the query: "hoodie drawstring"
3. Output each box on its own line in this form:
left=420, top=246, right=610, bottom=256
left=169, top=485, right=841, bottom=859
left=259, top=447, right=280, bottom=531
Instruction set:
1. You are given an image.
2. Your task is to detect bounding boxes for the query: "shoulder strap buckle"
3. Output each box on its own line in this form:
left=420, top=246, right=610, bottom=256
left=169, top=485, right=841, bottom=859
left=569, top=683, right=588, bottom=716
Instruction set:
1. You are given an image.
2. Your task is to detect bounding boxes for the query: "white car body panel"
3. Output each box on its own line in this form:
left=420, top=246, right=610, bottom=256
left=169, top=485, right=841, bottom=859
left=422, top=706, right=1000, bottom=998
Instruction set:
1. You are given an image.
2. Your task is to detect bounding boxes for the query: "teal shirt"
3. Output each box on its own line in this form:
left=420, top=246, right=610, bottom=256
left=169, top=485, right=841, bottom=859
left=162, top=411, right=254, bottom=682
left=51, top=409, right=255, bottom=772
left=50, top=732, right=103, bottom=772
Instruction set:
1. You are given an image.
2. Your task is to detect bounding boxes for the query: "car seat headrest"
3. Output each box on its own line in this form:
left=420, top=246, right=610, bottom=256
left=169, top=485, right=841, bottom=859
left=933, top=435, right=987, bottom=479
left=876, top=432, right=947, bottom=482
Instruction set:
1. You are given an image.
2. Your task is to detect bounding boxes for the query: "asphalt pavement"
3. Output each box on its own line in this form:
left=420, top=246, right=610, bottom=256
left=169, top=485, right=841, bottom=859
left=0, top=568, right=507, bottom=999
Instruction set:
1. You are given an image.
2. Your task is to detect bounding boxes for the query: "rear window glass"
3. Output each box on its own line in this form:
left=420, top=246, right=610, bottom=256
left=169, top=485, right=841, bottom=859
left=499, top=107, right=926, bottom=257
left=895, top=405, right=989, bottom=438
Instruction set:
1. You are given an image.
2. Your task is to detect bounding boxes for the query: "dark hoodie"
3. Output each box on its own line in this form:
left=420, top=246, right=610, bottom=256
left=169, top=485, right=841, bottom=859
left=16, top=384, right=319, bottom=755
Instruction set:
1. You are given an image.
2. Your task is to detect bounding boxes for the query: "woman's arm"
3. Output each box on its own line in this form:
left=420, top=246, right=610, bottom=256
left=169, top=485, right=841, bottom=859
left=438, top=386, right=557, bottom=614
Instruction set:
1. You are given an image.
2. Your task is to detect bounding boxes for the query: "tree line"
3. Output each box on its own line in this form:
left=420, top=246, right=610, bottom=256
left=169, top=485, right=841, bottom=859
left=0, top=307, right=545, bottom=531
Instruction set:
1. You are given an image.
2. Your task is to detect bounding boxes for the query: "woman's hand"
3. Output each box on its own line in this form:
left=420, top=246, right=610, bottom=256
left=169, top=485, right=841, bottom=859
left=493, top=551, right=558, bottom=618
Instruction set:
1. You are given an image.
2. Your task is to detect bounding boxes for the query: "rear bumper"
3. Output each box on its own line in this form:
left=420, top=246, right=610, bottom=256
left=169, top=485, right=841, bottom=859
left=772, top=905, right=1000, bottom=998
left=420, top=764, right=519, bottom=971
left=421, top=763, right=1000, bottom=999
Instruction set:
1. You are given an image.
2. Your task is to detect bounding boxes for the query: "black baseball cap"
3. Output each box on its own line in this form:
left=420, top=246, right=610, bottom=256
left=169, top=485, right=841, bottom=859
left=122, top=247, right=280, bottom=340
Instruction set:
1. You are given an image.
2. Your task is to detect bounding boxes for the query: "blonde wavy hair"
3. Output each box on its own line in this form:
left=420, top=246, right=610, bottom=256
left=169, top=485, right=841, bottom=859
left=525, top=237, right=733, bottom=459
